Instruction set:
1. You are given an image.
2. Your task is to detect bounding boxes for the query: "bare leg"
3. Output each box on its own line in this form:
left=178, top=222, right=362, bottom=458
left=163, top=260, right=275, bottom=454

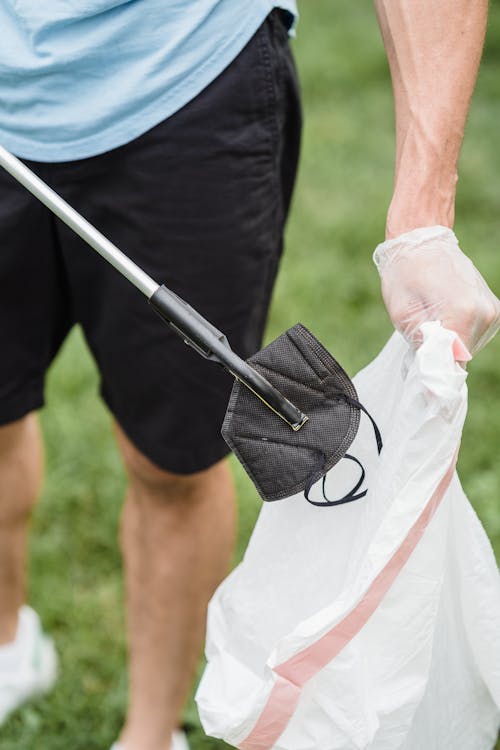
left=115, top=423, right=237, bottom=750
left=0, top=414, right=43, bottom=645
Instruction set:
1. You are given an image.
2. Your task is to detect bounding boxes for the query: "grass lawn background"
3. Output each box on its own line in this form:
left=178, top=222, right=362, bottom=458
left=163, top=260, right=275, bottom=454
left=2, top=2, right=499, bottom=748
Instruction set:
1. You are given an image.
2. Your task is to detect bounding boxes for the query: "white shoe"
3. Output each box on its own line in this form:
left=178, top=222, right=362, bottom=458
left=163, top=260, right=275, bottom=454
left=0, top=606, right=58, bottom=726
left=172, top=731, right=190, bottom=750
left=110, top=729, right=190, bottom=750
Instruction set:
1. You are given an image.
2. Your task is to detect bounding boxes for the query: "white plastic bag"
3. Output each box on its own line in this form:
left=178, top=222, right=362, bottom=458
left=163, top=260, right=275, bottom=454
left=196, top=323, right=500, bottom=750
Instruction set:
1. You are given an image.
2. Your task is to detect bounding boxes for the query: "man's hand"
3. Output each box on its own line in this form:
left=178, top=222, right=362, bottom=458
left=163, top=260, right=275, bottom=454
left=374, top=226, right=500, bottom=357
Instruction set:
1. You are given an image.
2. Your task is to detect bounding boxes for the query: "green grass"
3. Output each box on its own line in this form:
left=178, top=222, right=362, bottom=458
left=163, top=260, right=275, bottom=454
left=3, top=2, right=500, bottom=748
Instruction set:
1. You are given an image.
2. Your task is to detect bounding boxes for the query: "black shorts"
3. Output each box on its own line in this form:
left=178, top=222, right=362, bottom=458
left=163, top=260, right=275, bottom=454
left=0, top=11, right=301, bottom=474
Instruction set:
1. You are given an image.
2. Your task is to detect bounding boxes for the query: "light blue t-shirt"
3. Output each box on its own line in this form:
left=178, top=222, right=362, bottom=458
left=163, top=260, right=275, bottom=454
left=0, top=0, right=297, bottom=162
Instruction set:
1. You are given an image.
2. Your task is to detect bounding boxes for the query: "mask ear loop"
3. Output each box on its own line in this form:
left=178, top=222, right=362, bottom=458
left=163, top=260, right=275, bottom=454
left=304, top=397, right=382, bottom=508
left=305, top=454, right=367, bottom=507
left=340, top=395, right=383, bottom=453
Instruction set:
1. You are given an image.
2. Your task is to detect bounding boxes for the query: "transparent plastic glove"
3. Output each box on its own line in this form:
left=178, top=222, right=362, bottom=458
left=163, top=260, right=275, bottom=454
left=374, top=226, right=500, bottom=358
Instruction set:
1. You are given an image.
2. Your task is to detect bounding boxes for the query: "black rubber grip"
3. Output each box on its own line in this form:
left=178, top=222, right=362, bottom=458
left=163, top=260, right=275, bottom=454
left=149, top=285, right=307, bottom=430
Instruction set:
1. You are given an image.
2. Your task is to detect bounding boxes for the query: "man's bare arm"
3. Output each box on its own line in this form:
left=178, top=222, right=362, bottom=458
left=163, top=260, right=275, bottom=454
left=372, top=0, right=499, bottom=357
left=374, top=0, right=488, bottom=238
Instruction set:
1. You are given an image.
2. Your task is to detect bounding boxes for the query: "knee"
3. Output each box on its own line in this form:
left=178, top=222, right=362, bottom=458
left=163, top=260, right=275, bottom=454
left=0, top=414, right=42, bottom=523
left=127, top=447, right=194, bottom=500
left=0, top=413, right=39, bottom=455
left=115, top=424, right=202, bottom=502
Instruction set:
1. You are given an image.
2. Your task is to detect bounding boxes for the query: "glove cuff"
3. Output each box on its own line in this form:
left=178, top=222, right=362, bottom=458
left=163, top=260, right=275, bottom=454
left=373, top=225, right=458, bottom=273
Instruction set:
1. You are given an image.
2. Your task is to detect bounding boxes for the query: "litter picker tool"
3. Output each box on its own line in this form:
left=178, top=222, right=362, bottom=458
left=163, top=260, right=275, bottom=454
left=0, top=144, right=380, bottom=503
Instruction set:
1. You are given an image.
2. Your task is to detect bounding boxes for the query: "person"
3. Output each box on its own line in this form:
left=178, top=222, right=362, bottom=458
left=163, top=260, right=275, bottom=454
left=0, top=3, right=498, bottom=750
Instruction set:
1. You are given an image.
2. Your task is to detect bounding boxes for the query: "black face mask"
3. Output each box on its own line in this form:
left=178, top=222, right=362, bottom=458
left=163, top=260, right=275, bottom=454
left=222, top=324, right=382, bottom=505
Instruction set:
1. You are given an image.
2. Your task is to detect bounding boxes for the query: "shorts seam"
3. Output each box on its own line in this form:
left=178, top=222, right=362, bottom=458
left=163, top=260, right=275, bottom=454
left=250, top=14, right=287, bottom=339
left=257, top=19, right=279, bottom=160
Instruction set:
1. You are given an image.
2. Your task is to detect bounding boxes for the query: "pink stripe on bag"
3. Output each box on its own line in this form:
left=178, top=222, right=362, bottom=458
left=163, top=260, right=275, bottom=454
left=239, top=457, right=457, bottom=750
left=238, top=677, right=301, bottom=750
